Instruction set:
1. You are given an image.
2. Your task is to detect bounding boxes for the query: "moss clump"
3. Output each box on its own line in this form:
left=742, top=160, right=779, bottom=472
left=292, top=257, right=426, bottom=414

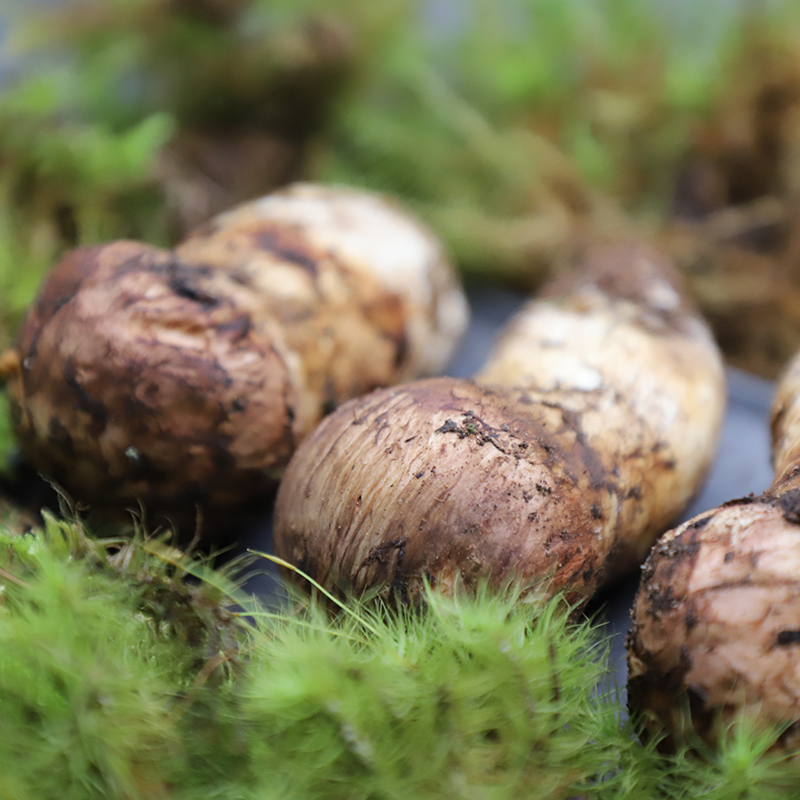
left=0, top=514, right=243, bottom=799
left=0, top=516, right=797, bottom=798
left=235, top=586, right=622, bottom=799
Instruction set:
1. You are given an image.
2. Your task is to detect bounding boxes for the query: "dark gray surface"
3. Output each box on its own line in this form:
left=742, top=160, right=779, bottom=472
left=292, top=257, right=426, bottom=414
left=231, top=284, right=777, bottom=695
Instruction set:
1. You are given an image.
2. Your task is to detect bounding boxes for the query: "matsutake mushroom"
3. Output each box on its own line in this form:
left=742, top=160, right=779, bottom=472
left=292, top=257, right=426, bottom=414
left=0, top=184, right=468, bottom=532
left=628, top=349, right=800, bottom=750
left=273, top=240, right=726, bottom=605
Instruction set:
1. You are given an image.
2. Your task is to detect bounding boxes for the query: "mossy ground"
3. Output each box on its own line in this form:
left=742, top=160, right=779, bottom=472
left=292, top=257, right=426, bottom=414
left=0, top=515, right=797, bottom=799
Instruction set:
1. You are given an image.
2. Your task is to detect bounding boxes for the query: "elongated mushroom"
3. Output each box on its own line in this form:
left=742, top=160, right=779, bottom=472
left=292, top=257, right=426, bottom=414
left=273, top=240, right=726, bottom=604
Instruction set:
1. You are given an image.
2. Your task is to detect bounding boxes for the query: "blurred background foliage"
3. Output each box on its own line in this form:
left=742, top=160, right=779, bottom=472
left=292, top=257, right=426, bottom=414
left=2, top=0, right=800, bottom=378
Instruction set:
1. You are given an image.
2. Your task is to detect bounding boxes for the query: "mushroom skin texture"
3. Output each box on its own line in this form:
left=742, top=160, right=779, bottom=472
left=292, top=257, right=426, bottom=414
left=2, top=184, right=468, bottom=528
left=273, top=241, right=726, bottom=604
left=175, top=182, right=469, bottom=435
left=627, top=351, right=800, bottom=751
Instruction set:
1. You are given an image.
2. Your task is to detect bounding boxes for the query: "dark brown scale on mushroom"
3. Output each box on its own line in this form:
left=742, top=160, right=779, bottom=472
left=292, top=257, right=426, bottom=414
left=248, top=224, right=321, bottom=275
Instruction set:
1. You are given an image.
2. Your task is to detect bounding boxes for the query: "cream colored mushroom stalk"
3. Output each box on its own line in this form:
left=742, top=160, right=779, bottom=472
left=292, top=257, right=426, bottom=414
left=273, top=241, right=726, bottom=604
left=0, top=184, right=468, bottom=531
left=628, top=351, right=800, bottom=751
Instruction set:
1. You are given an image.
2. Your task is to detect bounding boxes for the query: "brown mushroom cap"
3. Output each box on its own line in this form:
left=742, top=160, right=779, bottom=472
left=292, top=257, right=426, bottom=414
left=5, top=241, right=299, bottom=520
left=628, top=501, right=800, bottom=751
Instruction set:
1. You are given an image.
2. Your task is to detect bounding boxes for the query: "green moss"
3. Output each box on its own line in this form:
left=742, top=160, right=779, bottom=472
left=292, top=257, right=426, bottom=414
left=0, top=528, right=188, bottom=798
left=0, top=518, right=797, bottom=798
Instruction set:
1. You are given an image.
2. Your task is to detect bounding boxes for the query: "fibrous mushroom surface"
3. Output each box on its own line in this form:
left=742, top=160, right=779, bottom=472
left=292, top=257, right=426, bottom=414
left=274, top=241, right=726, bottom=604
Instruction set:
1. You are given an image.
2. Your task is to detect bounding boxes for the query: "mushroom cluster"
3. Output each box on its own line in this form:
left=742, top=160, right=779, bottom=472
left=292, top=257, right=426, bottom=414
left=1, top=184, right=469, bottom=532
